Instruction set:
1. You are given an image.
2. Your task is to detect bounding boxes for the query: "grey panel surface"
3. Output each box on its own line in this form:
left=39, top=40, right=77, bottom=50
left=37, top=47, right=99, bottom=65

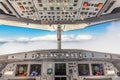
left=86, top=78, right=112, bottom=80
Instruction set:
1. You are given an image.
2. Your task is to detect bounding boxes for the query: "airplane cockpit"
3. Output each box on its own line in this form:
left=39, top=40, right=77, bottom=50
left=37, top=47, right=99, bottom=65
left=0, top=0, right=120, bottom=80
left=0, top=49, right=120, bottom=80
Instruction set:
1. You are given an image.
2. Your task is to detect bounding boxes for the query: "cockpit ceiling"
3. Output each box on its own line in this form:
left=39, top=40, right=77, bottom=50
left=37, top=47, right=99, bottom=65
left=0, top=0, right=120, bottom=30
left=2, top=0, right=118, bottom=21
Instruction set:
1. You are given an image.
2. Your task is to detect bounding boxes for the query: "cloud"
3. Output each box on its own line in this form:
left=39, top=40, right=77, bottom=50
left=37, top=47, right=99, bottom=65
left=63, top=22, right=120, bottom=54
left=0, top=34, right=93, bottom=42
left=31, top=35, right=57, bottom=41
left=76, top=35, right=93, bottom=40
left=16, top=37, right=30, bottom=42
left=62, top=34, right=93, bottom=41
left=0, top=34, right=93, bottom=54
left=0, top=38, right=10, bottom=42
left=0, top=22, right=120, bottom=55
left=27, top=34, right=93, bottom=41
left=0, top=41, right=57, bottom=54
left=0, top=38, right=5, bottom=42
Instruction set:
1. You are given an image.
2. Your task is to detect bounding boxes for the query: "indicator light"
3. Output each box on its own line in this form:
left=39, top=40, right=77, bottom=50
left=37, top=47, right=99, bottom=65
left=47, top=68, right=53, bottom=74
left=64, top=0, right=68, bottom=2
left=20, top=6, right=25, bottom=11
left=97, top=3, right=103, bottom=9
left=83, top=2, right=88, bottom=8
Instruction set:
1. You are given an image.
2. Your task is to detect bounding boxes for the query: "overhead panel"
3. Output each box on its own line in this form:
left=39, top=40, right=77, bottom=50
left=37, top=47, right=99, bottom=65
left=33, top=0, right=83, bottom=21
left=8, top=0, right=39, bottom=20
left=7, top=0, right=108, bottom=21
left=77, top=0, right=107, bottom=20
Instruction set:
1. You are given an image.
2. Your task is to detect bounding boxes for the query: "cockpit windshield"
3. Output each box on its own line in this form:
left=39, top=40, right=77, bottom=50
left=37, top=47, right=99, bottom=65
left=0, top=22, right=120, bottom=54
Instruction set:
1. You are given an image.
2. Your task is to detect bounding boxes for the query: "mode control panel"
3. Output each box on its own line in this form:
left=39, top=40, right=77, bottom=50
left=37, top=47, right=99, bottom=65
left=36, top=51, right=82, bottom=59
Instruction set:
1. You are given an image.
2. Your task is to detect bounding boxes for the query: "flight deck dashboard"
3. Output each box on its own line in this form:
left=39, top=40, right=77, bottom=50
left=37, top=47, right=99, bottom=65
left=2, top=61, right=117, bottom=80
left=0, top=50, right=120, bottom=80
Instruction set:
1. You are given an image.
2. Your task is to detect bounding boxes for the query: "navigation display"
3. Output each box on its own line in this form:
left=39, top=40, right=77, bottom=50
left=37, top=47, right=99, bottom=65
left=78, top=64, right=90, bottom=76
left=15, top=64, right=28, bottom=76
left=30, top=64, right=41, bottom=76
left=92, top=64, right=104, bottom=76
left=55, top=63, right=66, bottom=75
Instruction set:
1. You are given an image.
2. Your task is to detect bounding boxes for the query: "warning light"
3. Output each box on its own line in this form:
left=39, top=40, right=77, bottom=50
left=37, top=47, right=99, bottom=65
left=20, top=6, right=25, bottom=11
left=97, top=3, right=103, bottom=9
left=83, top=2, right=88, bottom=8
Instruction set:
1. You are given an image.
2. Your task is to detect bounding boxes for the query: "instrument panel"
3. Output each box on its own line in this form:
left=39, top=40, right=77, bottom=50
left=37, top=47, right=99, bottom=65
left=1, top=49, right=120, bottom=80
left=1, top=61, right=118, bottom=80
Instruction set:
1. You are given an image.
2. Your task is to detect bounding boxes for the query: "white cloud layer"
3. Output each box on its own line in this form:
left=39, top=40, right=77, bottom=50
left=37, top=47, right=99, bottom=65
left=0, top=22, right=120, bottom=55
left=0, top=34, right=93, bottom=54
left=0, top=34, right=93, bottom=42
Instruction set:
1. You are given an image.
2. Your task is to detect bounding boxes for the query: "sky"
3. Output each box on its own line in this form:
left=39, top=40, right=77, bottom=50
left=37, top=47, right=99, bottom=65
left=0, top=21, right=120, bottom=55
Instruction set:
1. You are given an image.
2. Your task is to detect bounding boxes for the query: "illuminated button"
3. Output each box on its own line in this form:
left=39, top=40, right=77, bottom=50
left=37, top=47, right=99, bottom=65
left=40, top=54, right=43, bottom=57
left=64, top=0, right=68, bottom=2
left=75, top=53, right=78, bottom=57
left=56, top=0, right=61, bottom=3
left=47, top=68, right=53, bottom=74
left=45, top=54, right=48, bottom=57
left=66, top=54, right=69, bottom=57
left=20, top=6, right=25, bottom=11
left=97, top=3, right=103, bottom=9
left=48, top=0, right=53, bottom=3
left=54, top=54, right=57, bottom=57
left=50, top=54, right=53, bottom=57
left=83, top=2, right=88, bottom=8
left=71, top=54, right=74, bottom=57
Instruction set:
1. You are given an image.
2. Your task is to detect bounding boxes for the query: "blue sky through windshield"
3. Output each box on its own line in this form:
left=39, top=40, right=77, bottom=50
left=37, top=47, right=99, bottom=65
left=0, top=22, right=110, bottom=40
left=0, top=21, right=120, bottom=54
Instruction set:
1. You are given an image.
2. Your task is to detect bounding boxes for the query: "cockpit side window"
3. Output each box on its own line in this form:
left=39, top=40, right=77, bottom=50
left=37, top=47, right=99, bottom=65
left=15, top=64, right=28, bottom=77
left=29, top=64, right=41, bottom=76
left=92, top=64, right=104, bottom=76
